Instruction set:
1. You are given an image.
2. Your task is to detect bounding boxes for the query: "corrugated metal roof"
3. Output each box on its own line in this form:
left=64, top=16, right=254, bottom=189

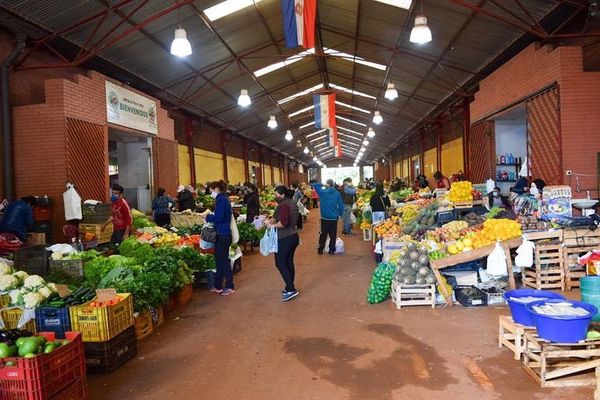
left=0, top=0, right=576, bottom=163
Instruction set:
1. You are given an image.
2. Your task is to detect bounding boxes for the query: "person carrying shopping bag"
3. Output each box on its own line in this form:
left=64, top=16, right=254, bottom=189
left=205, top=180, right=235, bottom=296
left=266, top=186, right=300, bottom=302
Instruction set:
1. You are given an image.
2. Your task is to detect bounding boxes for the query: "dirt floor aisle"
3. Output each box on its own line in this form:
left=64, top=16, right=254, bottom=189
left=88, top=216, right=591, bottom=400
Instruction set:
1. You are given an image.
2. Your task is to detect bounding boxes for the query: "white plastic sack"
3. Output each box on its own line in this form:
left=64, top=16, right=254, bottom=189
left=259, top=227, right=278, bottom=256
left=298, top=201, right=309, bottom=216
left=486, top=179, right=496, bottom=195
left=230, top=213, right=239, bottom=245
left=374, top=240, right=383, bottom=255
left=324, top=237, right=345, bottom=254
left=486, top=242, right=508, bottom=277
left=350, top=212, right=357, bottom=224
left=253, top=215, right=267, bottom=230
left=63, top=183, right=82, bottom=221
left=515, top=238, right=535, bottom=268
left=46, top=244, right=77, bottom=254
left=229, top=246, right=243, bottom=267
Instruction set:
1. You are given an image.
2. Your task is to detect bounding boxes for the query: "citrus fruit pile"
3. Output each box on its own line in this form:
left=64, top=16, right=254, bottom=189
left=447, top=181, right=473, bottom=203
left=471, top=218, right=522, bottom=248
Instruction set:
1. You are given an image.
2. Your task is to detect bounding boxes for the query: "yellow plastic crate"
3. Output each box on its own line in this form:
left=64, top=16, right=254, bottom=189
left=69, top=293, right=134, bottom=342
left=79, top=223, right=113, bottom=244
left=0, top=293, right=9, bottom=308
left=0, top=307, right=36, bottom=332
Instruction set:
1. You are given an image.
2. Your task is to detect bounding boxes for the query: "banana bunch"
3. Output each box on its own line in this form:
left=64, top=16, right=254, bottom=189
left=400, top=204, right=419, bottom=223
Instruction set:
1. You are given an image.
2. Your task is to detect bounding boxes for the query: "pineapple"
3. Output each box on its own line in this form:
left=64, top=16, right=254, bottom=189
left=418, top=266, right=430, bottom=276
left=415, top=276, right=425, bottom=285
left=425, top=274, right=436, bottom=284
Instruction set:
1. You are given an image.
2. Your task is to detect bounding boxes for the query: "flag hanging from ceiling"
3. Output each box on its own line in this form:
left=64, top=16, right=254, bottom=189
left=313, top=93, right=336, bottom=129
left=325, top=127, right=338, bottom=148
left=281, top=0, right=317, bottom=49
left=335, top=140, right=342, bottom=158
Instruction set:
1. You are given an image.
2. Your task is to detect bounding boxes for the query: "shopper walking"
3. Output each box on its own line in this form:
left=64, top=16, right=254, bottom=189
left=291, top=183, right=304, bottom=230
left=152, top=188, right=173, bottom=228
left=267, top=186, right=300, bottom=302
left=311, top=179, right=344, bottom=255
left=206, top=180, right=235, bottom=296
left=341, top=178, right=357, bottom=236
left=370, top=183, right=391, bottom=225
left=311, top=187, right=319, bottom=209
left=243, top=183, right=260, bottom=224
left=102, top=184, right=132, bottom=245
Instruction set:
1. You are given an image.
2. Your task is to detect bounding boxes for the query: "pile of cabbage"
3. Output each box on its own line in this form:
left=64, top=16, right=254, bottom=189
left=0, top=262, right=57, bottom=309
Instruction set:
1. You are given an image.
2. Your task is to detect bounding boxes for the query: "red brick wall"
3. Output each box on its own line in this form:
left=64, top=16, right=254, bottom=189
left=471, top=43, right=600, bottom=193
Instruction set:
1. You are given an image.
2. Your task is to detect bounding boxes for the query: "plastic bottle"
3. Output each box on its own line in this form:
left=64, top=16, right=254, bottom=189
left=508, top=153, right=514, bottom=164
left=499, top=154, right=505, bottom=164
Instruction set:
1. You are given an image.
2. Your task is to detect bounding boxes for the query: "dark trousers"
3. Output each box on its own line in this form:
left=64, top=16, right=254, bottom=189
left=312, top=199, right=318, bottom=208
left=110, top=229, right=126, bottom=245
left=214, top=234, right=233, bottom=290
left=319, top=218, right=338, bottom=252
left=297, top=213, right=303, bottom=229
left=275, top=233, right=299, bottom=292
left=154, top=214, right=171, bottom=228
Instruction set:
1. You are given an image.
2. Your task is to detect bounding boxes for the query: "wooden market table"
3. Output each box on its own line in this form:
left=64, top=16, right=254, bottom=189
left=430, top=230, right=564, bottom=306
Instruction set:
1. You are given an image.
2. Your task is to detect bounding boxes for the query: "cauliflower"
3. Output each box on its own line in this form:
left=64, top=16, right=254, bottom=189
left=0, top=263, right=12, bottom=276
left=0, top=274, right=19, bottom=291
left=47, top=283, right=57, bottom=293
left=9, top=287, right=27, bottom=306
left=13, top=271, right=29, bottom=285
left=38, top=286, right=52, bottom=299
left=23, top=291, right=44, bottom=309
left=23, top=275, right=45, bottom=289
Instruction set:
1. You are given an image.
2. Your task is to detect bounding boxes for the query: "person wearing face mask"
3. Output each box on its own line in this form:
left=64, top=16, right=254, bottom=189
left=243, top=183, right=260, bottom=224
left=205, top=180, right=235, bottom=296
left=267, top=186, right=300, bottom=301
left=102, top=184, right=132, bottom=245
left=176, top=185, right=195, bottom=212
left=488, top=187, right=510, bottom=209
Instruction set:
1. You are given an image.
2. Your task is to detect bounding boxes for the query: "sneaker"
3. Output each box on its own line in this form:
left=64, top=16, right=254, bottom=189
left=209, top=288, right=222, bottom=294
left=282, top=291, right=299, bottom=302
left=220, top=288, right=235, bottom=296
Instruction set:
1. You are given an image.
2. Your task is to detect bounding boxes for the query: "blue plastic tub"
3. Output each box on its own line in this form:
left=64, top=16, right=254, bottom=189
left=503, top=289, right=566, bottom=326
left=526, top=299, right=598, bottom=343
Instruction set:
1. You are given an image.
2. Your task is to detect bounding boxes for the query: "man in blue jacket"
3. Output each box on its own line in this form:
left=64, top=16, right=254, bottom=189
left=311, top=179, right=344, bottom=255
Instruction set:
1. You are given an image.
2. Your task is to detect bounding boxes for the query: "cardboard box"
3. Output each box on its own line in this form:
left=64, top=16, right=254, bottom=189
left=26, top=232, right=46, bottom=246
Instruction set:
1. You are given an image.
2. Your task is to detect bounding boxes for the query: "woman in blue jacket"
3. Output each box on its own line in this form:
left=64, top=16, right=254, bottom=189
left=206, top=180, right=235, bottom=296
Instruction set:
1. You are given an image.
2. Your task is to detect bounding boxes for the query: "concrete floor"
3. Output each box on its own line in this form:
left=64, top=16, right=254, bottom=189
left=89, top=216, right=593, bottom=400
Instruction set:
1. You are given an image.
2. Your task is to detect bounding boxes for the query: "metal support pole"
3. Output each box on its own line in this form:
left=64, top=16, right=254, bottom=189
left=185, top=117, right=196, bottom=187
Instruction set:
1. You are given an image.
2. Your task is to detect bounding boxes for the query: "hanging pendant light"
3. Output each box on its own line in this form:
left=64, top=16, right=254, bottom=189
left=267, top=115, right=277, bottom=129
left=363, top=139, right=369, bottom=146
left=285, top=130, right=293, bottom=141
left=237, top=89, right=251, bottom=107
left=313, top=156, right=318, bottom=161
left=303, top=146, right=309, bottom=154
left=384, top=83, right=398, bottom=100
left=372, top=111, right=383, bottom=125
left=367, top=127, right=376, bottom=138
left=409, top=14, right=432, bottom=44
left=170, top=27, right=192, bottom=57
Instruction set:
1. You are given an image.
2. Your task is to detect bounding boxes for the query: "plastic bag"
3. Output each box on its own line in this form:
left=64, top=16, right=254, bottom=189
left=230, top=213, right=239, bottom=245
left=324, top=237, right=345, bottom=254
left=63, top=183, right=82, bottom=221
left=229, top=246, right=243, bottom=267
left=259, top=227, right=278, bottom=256
left=253, top=215, right=267, bottom=230
left=367, top=262, right=397, bottom=304
left=350, top=212, right=357, bottom=224
left=298, top=201, right=309, bottom=216
left=486, top=179, right=496, bottom=195
left=486, top=242, right=508, bottom=276
left=515, top=238, right=535, bottom=268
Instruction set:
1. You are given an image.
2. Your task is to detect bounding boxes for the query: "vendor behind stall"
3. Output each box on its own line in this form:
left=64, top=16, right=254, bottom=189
left=433, top=171, right=450, bottom=190
left=0, top=196, right=35, bottom=242
left=488, top=187, right=510, bottom=208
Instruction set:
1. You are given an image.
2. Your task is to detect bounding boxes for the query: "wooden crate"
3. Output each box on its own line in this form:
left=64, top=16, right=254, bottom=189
left=563, top=228, right=600, bottom=248
left=523, top=331, right=600, bottom=388
left=134, top=309, right=153, bottom=340
left=390, top=282, right=435, bottom=309
left=522, top=244, right=564, bottom=291
left=498, top=315, right=535, bottom=360
left=79, top=223, right=113, bottom=244
left=564, top=245, right=597, bottom=291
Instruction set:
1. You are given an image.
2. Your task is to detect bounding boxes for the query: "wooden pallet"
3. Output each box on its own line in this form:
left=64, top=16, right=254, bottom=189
left=498, top=315, right=535, bottom=360
left=563, top=228, right=600, bottom=248
left=564, top=245, right=597, bottom=291
left=523, top=331, right=600, bottom=388
left=390, top=282, right=435, bottom=309
left=522, top=244, right=565, bottom=290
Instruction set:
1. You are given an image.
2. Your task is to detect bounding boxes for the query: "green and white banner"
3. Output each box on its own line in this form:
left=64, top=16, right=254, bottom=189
left=106, top=81, right=158, bottom=135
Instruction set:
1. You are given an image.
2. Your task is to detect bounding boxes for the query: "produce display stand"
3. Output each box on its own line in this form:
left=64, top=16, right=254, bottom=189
left=498, top=315, right=535, bottom=360
left=170, top=212, right=205, bottom=228
left=390, top=282, right=435, bottom=309
left=522, top=231, right=564, bottom=291
left=523, top=331, right=600, bottom=388
left=430, top=237, right=522, bottom=306
left=562, top=228, right=600, bottom=290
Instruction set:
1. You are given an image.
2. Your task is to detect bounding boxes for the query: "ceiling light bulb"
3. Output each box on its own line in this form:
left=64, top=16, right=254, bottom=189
left=363, top=139, right=369, bottom=146
left=303, top=146, right=309, bottom=154
left=410, top=14, right=432, bottom=44
left=313, top=156, right=318, bottom=161
left=237, top=89, right=251, bottom=107
left=285, top=130, right=293, bottom=141
left=267, top=115, right=277, bottom=129
left=373, top=111, right=383, bottom=125
left=385, top=83, right=398, bottom=100
left=170, top=27, right=192, bottom=57
left=367, top=127, right=376, bottom=138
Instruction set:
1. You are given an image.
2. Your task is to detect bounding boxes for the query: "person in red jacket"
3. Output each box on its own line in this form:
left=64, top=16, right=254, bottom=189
left=102, top=184, right=132, bottom=245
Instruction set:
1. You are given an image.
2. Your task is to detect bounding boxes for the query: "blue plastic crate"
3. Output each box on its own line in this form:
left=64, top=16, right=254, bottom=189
left=35, top=306, right=71, bottom=338
left=444, top=260, right=480, bottom=273
left=435, top=210, right=455, bottom=225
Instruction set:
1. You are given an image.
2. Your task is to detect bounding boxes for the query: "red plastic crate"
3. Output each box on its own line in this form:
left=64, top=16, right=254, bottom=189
left=51, top=379, right=88, bottom=400
left=0, top=332, right=86, bottom=400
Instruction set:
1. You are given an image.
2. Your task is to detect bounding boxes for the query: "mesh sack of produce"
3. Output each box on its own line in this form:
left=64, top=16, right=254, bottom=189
left=367, top=262, right=397, bottom=304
